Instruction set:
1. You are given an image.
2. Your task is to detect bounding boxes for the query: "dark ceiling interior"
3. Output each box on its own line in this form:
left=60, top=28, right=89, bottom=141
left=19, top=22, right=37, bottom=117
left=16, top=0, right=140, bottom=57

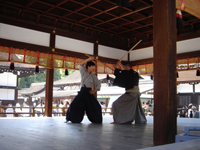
left=1, top=0, right=200, bottom=52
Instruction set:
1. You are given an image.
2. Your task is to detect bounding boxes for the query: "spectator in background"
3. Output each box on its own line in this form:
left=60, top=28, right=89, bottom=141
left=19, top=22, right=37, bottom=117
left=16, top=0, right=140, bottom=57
left=65, top=101, right=69, bottom=108
left=100, top=101, right=106, bottom=115
left=35, top=103, right=43, bottom=117
left=143, top=101, right=151, bottom=116
left=0, top=101, right=4, bottom=117
left=182, top=105, right=188, bottom=117
left=52, top=103, right=58, bottom=116
left=188, top=103, right=194, bottom=118
left=192, top=106, right=199, bottom=118
left=15, top=103, right=22, bottom=117
left=22, top=102, right=30, bottom=117
left=6, top=104, right=14, bottom=117
left=58, top=102, right=64, bottom=116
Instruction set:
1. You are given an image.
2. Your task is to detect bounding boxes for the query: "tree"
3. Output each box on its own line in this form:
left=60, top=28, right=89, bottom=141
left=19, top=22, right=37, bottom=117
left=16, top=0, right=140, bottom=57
left=18, top=55, right=75, bottom=88
left=18, top=69, right=75, bottom=89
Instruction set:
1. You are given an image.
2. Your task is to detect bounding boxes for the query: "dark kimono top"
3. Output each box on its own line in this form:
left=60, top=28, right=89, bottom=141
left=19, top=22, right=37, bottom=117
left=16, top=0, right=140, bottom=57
left=113, top=69, right=139, bottom=90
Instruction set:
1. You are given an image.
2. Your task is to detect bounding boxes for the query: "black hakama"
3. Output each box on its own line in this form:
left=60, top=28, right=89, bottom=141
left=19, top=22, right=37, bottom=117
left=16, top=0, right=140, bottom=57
left=66, top=87, right=102, bottom=123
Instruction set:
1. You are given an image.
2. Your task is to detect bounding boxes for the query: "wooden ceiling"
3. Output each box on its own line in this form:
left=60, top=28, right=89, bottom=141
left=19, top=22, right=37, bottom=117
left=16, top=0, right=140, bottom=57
left=1, top=0, right=200, bottom=48
left=0, top=0, right=200, bottom=61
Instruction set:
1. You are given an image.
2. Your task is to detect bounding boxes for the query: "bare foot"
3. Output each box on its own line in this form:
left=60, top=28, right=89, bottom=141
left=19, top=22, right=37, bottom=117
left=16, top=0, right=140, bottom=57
left=110, top=122, right=118, bottom=124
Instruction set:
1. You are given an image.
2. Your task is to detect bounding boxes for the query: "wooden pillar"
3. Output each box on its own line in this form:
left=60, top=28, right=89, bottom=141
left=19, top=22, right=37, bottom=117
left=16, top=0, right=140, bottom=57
left=94, top=40, right=98, bottom=57
left=94, top=40, right=98, bottom=99
left=44, top=30, right=55, bottom=117
left=193, top=84, right=195, bottom=94
left=50, top=30, right=56, bottom=51
left=15, top=76, right=19, bottom=104
left=153, top=0, right=177, bottom=145
left=128, top=38, right=130, bottom=62
left=128, top=53, right=130, bottom=62
left=45, top=69, right=54, bottom=117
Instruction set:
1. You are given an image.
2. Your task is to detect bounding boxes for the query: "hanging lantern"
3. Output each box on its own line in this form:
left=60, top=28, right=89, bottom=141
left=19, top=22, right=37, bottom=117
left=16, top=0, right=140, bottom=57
left=176, top=9, right=183, bottom=30
left=10, top=62, right=14, bottom=70
left=150, top=74, right=153, bottom=80
left=35, top=65, right=39, bottom=73
left=180, top=0, right=185, bottom=10
left=196, top=69, right=200, bottom=76
left=107, top=74, right=110, bottom=81
left=65, top=68, right=68, bottom=75
left=197, top=57, right=200, bottom=76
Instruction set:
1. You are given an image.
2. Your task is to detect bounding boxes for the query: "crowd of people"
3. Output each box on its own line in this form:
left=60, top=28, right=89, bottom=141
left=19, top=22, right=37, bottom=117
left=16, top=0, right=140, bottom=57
left=142, top=101, right=154, bottom=116
left=186, top=103, right=199, bottom=118
left=0, top=101, right=70, bottom=117
left=0, top=102, right=31, bottom=117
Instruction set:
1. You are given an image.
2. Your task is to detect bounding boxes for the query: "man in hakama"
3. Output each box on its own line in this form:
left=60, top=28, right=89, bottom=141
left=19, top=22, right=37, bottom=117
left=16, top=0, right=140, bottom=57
left=66, top=57, right=102, bottom=123
left=111, top=61, right=147, bottom=124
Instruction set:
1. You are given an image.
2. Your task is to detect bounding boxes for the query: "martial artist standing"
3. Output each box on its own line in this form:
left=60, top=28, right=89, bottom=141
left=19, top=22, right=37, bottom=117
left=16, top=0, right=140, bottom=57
left=66, top=57, right=102, bottom=123
left=111, top=61, right=147, bottom=124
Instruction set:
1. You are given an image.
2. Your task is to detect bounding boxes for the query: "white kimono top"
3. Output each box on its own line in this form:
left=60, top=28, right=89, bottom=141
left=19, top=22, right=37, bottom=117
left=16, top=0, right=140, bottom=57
left=77, top=65, right=101, bottom=91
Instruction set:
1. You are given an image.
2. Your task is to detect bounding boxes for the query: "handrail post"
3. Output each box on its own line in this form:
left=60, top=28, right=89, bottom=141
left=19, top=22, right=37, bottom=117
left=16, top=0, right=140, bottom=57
left=62, top=107, right=65, bottom=116
left=32, top=107, right=35, bottom=117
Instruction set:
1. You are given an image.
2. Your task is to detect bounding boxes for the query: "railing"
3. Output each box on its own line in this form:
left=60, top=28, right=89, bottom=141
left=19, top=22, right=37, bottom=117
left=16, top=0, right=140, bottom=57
left=0, top=106, right=113, bottom=117
left=0, top=107, right=187, bottom=117
left=0, top=106, right=189, bottom=117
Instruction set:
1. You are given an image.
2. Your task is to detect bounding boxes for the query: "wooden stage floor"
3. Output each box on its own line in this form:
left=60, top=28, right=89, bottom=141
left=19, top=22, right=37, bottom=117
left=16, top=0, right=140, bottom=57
left=0, top=115, right=200, bottom=150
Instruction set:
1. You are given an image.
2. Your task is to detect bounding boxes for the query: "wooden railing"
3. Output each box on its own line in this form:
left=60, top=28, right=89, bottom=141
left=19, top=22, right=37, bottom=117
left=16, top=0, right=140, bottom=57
left=0, top=106, right=188, bottom=117
left=0, top=106, right=68, bottom=117
left=0, top=106, right=113, bottom=117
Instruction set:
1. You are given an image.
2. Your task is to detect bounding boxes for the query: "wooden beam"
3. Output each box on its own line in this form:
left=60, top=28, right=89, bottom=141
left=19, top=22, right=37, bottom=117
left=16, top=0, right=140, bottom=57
left=50, top=31, right=56, bottom=48
left=1, top=38, right=200, bottom=67
left=0, top=38, right=119, bottom=64
left=131, top=50, right=200, bottom=66
left=93, top=40, right=98, bottom=99
left=94, top=40, right=98, bottom=57
left=0, top=38, right=51, bottom=53
left=44, top=69, right=54, bottom=117
left=153, top=0, right=177, bottom=145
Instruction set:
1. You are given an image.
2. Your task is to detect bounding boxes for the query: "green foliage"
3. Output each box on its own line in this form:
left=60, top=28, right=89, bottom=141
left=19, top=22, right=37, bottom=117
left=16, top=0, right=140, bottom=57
left=17, top=55, right=76, bottom=88
left=68, top=69, right=75, bottom=75
left=54, top=69, right=62, bottom=81
left=18, top=69, right=75, bottom=89
left=18, top=72, right=46, bottom=89
left=60, top=69, right=75, bottom=79
left=18, top=76, right=34, bottom=88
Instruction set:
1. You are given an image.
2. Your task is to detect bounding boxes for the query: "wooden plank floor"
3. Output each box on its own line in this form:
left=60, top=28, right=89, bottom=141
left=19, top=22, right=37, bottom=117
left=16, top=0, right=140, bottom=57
left=0, top=116, right=199, bottom=150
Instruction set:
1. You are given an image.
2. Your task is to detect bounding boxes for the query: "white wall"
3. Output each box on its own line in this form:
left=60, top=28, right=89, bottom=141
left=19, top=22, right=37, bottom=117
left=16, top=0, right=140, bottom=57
left=177, top=84, right=193, bottom=93
left=98, top=45, right=127, bottom=61
left=0, top=23, right=50, bottom=46
left=0, top=89, right=15, bottom=100
left=56, top=35, right=93, bottom=55
left=195, top=84, right=200, bottom=92
left=130, top=47, right=153, bottom=61
left=0, top=72, right=17, bottom=87
left=0, top=72, right=16, bottom=100
left=1, top=23, right=200, bottom=62
left=177, top=37, right=200, bottom=54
